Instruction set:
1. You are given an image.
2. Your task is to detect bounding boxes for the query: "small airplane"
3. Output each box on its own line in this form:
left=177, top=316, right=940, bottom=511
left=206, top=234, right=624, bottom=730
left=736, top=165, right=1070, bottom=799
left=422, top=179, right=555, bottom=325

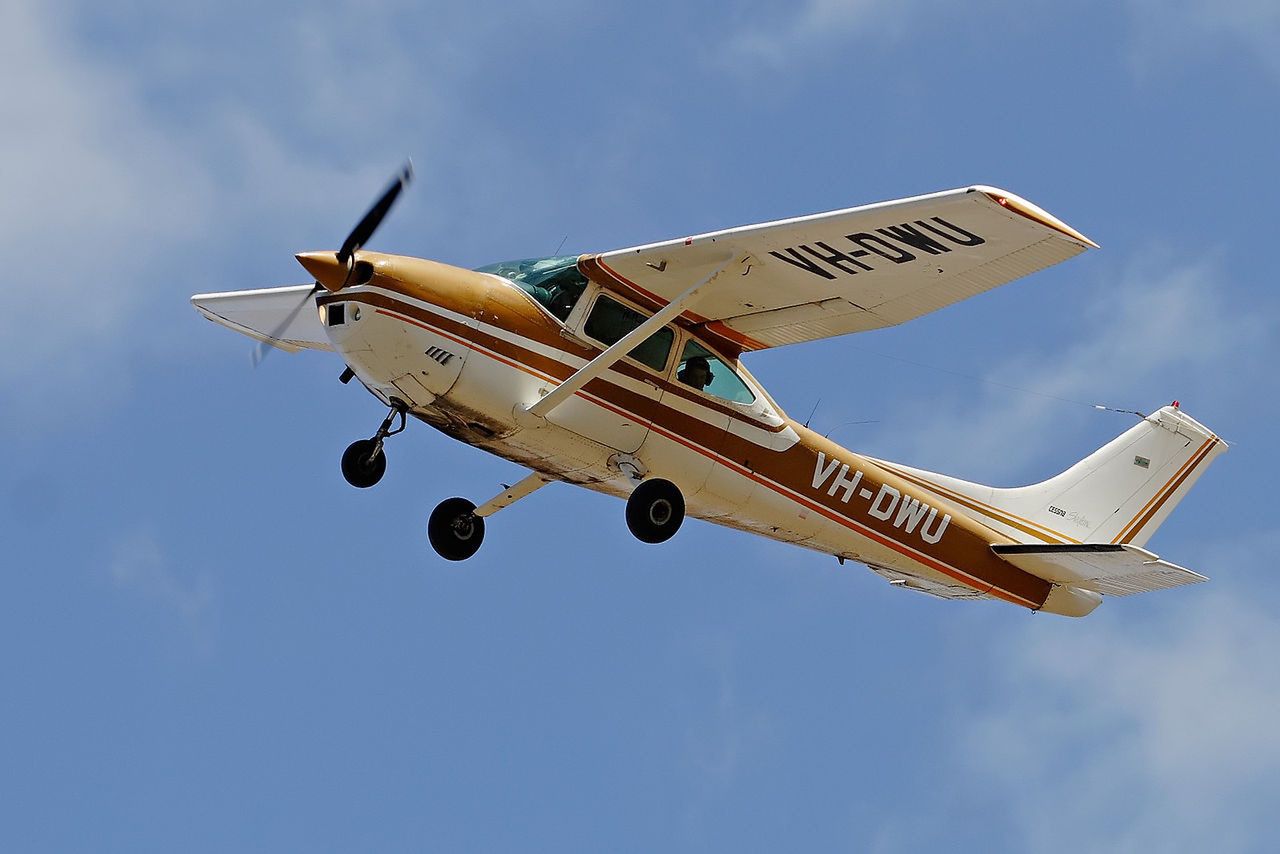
left=193, top=164, right=1227, bottom=617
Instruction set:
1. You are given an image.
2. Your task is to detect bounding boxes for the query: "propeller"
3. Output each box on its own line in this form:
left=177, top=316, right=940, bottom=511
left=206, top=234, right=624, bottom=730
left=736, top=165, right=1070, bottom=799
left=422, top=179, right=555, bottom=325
left=253, top=160, right=415, bottom=367
left=338, top=160, right=414, bottom=270
left=251, top=287, right=319, bottom=367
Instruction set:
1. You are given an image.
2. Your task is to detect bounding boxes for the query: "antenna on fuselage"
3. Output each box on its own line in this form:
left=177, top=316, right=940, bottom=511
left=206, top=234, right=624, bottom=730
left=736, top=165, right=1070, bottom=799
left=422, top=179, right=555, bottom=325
left=803, top=397, right=821, bottom=429
left=824, top=420, right=880, bottom=442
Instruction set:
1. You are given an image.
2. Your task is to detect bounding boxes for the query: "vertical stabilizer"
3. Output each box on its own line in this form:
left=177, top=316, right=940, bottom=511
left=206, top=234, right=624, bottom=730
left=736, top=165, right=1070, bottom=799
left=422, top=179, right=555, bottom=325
left=873, top=405, right=1226, bottom=547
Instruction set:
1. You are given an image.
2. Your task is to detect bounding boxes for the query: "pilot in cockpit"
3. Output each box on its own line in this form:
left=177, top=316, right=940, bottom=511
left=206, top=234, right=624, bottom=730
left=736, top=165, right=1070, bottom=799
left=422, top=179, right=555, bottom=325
left=677, top=356, right=713, bottom=391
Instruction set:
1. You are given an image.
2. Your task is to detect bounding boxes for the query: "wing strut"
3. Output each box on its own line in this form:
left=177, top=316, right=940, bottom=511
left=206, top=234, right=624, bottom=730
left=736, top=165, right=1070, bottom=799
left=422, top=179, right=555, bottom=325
left=472, top=471, right=554, bottom=519
left=523, top=253, right=739, bottom=420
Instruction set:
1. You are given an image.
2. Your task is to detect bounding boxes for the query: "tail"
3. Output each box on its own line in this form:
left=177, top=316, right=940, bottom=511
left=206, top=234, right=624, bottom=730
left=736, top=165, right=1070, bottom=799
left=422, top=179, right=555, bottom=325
left=874, top=404, right=1227, bottom=547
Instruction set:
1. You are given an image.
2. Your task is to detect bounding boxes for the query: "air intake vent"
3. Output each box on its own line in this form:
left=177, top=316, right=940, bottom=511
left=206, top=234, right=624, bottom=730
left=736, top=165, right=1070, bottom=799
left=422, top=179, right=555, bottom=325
left=425, top=346, right=455, bottom=365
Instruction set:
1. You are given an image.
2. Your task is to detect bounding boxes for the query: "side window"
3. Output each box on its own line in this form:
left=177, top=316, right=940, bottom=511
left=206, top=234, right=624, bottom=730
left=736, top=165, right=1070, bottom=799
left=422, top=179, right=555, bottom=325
left=676, top=340, right=755, bottom=404
left=583, top=295, right=674, bottom=372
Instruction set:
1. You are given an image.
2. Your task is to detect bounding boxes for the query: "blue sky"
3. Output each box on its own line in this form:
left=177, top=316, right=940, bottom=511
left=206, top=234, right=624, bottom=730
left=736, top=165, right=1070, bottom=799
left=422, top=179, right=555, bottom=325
left=3, top=1, right=1278, bottom=851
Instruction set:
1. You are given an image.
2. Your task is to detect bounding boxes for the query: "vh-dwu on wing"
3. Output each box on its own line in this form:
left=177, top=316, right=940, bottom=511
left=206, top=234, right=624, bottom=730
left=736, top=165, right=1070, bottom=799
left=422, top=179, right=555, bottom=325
left=192, top=169, right=1225, bottom=617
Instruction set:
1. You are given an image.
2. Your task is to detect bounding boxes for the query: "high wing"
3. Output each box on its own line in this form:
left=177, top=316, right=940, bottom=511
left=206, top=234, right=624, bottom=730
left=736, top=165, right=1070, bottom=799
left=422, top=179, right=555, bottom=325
left=191, top=285, right=333, bottom=354
left=583, top=185, right=1097, bottom=352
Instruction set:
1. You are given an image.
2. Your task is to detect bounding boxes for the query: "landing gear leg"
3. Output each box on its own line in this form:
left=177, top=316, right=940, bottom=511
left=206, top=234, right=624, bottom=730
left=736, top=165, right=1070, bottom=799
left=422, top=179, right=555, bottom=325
left=341, top=402, right=406, bottom=489
left=427, top=472, right=553, bottom=562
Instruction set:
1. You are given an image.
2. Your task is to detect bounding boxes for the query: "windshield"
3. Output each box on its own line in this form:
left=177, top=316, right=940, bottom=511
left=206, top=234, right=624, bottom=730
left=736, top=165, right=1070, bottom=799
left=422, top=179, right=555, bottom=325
left=474, top=255, right=588, bottom=322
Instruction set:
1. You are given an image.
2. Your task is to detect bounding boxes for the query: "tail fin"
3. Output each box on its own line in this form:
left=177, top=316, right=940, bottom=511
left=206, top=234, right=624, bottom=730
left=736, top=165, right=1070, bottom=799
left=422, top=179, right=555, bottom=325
left=874, top=405, right=1227, bottom=547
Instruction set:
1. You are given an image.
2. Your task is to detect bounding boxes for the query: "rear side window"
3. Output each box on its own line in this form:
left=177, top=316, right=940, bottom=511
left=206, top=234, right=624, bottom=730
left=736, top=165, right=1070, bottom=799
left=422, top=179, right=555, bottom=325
left=583, top=295, right=673, bottom=372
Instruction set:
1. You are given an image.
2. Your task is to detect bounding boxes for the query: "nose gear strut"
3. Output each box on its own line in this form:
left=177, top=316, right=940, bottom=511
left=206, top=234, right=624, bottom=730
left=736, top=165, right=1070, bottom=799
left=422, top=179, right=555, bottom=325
left=340, top=401, right=407, bottom=488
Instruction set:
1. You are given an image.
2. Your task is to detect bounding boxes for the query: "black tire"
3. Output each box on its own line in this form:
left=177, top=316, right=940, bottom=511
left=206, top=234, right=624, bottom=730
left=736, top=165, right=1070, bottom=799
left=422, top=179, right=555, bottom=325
left=428, top=497, right=485, bottom=561
left=341, top=439, right=386, bottom=488
left=625, top=478, right=685, bottom=544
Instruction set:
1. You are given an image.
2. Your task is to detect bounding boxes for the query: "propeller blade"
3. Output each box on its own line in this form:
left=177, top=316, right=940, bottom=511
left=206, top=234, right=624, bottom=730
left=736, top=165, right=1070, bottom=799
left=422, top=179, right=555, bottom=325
left=337, top=160, right=414, bottom=267
left=251, top=283, right=321, bottom=368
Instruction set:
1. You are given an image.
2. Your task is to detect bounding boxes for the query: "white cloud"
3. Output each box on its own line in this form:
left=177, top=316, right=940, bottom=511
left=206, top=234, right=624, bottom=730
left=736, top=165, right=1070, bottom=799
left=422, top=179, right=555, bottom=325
left=956, top=587, right=1280, bottom=853
left=109, top=529, right=216, bottom=649
left=866, top=249, right=1261, bottom=483
left=683, top=639, right=775, bottom=784
left=721, top=0, right=910, bottom=69
left=0, top=0, right=214, bottom=388
left=0, top=0, right=602, bottom=423
left=1127, top=0, right=1280, bottom=82
left=0, top=0, right=446, bottom=422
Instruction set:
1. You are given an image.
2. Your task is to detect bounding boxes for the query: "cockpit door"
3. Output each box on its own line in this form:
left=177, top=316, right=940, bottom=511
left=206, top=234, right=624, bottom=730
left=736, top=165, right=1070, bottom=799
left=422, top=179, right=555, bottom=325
left=544, top=292, right=674, bottom=454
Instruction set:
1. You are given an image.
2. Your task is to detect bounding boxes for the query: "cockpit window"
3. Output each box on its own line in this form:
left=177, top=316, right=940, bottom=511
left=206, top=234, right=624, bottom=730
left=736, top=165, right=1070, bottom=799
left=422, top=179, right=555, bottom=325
left=474, top=255, right=588, bottom=322
left=676, top=340, right=755, bottom=404
left=583, top=295, right=673, bottom=372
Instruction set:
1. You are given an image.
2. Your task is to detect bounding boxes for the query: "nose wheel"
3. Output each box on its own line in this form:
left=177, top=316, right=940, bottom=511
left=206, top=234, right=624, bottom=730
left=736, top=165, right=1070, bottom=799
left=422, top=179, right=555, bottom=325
left=341, top=439, right=387, bottom=488
left=341, top=403, right=406, bottom=488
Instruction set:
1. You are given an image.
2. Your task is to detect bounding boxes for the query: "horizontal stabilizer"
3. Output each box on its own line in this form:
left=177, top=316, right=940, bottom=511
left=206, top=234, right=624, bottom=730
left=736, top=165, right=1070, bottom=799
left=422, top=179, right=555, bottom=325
left=992, top=543, right=1207, bottom=596
left=191, top=285, right=333, bottom=354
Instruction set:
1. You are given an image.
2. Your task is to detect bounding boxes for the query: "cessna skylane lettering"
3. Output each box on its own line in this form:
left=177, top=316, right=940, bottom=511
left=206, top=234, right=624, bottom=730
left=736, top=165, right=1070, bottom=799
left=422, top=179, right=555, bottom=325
left=193, top=165, right=1227, bottom=617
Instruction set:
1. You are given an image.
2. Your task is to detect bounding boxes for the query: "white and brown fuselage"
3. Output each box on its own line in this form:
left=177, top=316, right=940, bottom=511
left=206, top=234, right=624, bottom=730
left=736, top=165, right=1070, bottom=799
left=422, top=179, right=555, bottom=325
left=308, top=251, right=1060, bottom=613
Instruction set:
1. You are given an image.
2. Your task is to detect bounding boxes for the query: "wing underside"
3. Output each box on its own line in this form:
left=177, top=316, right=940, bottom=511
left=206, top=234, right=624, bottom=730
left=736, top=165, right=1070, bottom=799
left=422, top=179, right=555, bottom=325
left=589, top=186, right=1096, bottom=351
left=191, top=285, right=333, bottom=354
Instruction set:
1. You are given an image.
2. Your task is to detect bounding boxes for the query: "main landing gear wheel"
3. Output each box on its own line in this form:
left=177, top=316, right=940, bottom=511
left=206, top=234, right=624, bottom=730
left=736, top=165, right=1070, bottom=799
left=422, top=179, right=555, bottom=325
left=626, top=478, right=685, bottom=544
left=429, top=497, right=485, bottom=561
left=340, top=402, right=406, bottom=489
left=341, top=439, right=386, bottom=488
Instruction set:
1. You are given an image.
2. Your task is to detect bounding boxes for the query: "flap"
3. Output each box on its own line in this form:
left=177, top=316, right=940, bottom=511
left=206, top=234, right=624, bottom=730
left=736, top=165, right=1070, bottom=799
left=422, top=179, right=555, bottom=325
left=991, top=543, right=1208, bottom=596
left=588, top=185, right=1095, bottom=351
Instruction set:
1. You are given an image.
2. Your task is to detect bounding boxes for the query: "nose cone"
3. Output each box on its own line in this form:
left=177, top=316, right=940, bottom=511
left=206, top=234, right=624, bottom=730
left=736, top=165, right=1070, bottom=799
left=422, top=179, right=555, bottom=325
left=295, top=251, right=348, bottom=292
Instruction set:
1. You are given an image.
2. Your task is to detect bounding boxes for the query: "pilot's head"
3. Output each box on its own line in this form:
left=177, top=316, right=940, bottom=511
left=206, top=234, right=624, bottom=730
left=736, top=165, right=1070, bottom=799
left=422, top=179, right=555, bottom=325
left=679, top=356, right=713, bottom=390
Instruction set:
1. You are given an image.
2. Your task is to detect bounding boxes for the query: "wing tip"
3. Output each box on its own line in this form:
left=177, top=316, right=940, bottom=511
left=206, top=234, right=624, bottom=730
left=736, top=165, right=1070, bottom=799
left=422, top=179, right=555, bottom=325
left=973, top=185, right=1100, bottom=249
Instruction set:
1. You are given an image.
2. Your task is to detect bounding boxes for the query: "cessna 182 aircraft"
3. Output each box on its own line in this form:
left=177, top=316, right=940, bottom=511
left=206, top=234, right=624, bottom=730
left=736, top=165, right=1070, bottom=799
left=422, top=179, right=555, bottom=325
left=193, top=165, right=1226, bottom=617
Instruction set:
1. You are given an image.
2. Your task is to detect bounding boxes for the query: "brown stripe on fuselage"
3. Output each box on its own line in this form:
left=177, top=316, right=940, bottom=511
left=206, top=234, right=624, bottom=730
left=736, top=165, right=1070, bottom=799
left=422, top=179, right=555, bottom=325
left=331, top=263, right=788, bottom=434
left=874, top=461, right=1078, bottom=545
left=325, top=268, right=1049, bottom=609
left=351, top=293, right=782, bottom=459
left=783, top=424, right=1049, bottom=607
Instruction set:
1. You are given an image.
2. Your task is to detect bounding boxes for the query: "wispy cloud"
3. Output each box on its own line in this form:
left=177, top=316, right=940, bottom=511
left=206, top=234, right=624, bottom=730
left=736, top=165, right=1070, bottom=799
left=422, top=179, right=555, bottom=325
left=721, top=0, right=910, bottom=70
left=0, top=1, right=433, bottom=416
left=0, top=0, right=214, bottom=394
left=683, top=640, right=775, bottom=784
left=866, top=249, right=1260, bottom=483
left=955, top=584, right=1280, bottom=852
left=108, top=530, right=216, bottom=650
left=1126, top=0, right=1280, bottom=82
left=0, top=0, right=601, bottom=422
